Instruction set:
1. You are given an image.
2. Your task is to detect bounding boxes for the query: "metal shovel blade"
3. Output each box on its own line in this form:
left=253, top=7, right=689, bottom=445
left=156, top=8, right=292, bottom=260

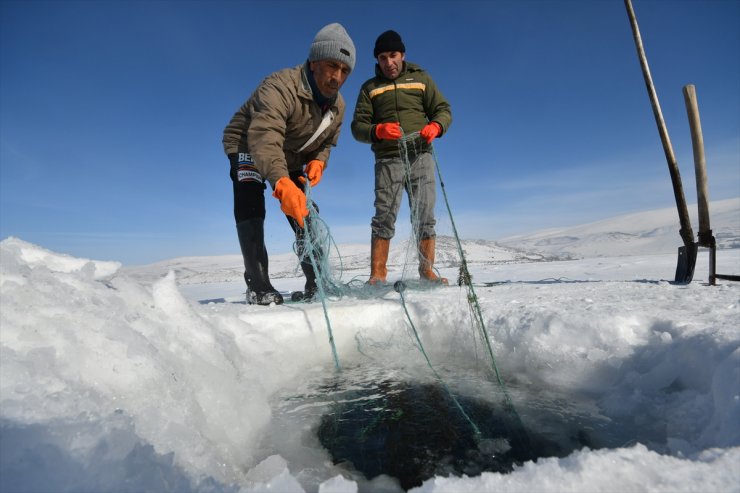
left=674, top=243, right=698, bottom=284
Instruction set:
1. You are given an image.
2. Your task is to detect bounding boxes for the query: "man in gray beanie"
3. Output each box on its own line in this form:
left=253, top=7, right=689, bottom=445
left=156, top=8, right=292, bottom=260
left=222, top=23, right=355, bottom=305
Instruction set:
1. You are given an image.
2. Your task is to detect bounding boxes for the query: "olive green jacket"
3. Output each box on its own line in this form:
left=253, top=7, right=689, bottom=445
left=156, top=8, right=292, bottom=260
left=351, top=62, right=452, bottom=159
left=222, top=63, right=345, bottom=187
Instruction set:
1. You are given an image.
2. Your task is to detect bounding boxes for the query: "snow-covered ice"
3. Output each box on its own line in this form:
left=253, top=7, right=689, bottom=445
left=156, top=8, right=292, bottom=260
left=1, top=199, right=739, bottom=492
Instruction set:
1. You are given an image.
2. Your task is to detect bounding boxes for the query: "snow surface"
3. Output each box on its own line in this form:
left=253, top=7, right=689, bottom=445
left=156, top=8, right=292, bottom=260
left=1, top=200, right=739, bottom=493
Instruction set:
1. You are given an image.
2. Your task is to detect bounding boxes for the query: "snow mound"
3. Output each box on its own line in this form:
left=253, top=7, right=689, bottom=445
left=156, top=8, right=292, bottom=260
left=1, top=236, right=739, bottom=492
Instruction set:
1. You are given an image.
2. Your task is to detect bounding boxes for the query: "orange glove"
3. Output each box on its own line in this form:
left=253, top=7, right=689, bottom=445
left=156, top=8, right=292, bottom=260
left=272, top=177, right=309, bottom=228
left=298, top=160, right=325, bottom=188
left=420, top=122, right=441, bottom=144
left=375, top=122, right=402, bottom=140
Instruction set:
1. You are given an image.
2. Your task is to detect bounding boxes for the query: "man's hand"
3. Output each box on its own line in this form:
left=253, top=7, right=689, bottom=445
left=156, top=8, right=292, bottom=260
left=420, top=122, right=441, bottom=144
left=298, top=160, right=325, bottom=188
left=375, top=122, right=402, bottom=140
left=272, top=177, right=309, bottom=228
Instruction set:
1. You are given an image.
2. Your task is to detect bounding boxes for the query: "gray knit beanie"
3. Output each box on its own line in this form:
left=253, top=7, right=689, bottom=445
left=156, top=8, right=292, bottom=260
left=308, top=23, right=356, bottom=72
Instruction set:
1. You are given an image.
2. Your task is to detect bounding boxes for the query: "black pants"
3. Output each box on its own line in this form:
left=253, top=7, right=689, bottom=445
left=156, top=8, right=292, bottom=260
left=230, top=158, right=320, bottom=288
left=230, top=162, right=318, bottom=229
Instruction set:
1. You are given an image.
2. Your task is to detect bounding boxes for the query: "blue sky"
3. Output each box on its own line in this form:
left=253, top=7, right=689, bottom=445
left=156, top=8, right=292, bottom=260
left=1, top=0, right=738, bottom=265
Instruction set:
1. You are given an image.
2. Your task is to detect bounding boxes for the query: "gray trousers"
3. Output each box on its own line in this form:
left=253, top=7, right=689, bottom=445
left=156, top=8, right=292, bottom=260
left=371, top=151, right=436, bottom=240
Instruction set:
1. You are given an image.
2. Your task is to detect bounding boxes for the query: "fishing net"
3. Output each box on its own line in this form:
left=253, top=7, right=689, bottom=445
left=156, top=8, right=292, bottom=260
left=291, top=132, right=525, bottom=479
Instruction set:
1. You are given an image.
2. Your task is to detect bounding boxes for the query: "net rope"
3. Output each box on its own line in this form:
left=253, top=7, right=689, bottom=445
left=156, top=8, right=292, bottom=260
left=395, top=131, right=523, bottom=434
left=295, top=131, right=523, bottom=435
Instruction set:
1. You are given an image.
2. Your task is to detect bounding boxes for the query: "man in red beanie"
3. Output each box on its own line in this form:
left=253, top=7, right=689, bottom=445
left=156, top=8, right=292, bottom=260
left=351, top=30, right=452, bottom=286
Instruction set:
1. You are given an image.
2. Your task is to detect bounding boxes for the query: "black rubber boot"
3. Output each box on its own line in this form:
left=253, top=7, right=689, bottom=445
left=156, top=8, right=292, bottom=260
left=301, top=259, right=319, bottom=301
left=236, top=219, right=283, bottom=305
left=287, top=209, right=322, bottom=302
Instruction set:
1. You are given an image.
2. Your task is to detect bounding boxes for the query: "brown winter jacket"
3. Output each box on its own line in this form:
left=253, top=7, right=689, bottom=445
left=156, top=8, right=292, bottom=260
left=222, top=63, right=346, bottom=187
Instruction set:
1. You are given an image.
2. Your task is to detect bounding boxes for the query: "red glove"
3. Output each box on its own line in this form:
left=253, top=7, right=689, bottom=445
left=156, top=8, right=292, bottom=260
left=375, top=122, right=402, bottom=140
left=420, top=122, right=441, bottom=144
left=298, top=160, right=325, bottom=188
left=272, top=177, right=309, bottom=228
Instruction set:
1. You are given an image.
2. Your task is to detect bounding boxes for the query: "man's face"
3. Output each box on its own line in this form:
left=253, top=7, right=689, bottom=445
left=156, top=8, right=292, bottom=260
left=310, top=59, right=351, bottom=98
left=377, top=51, right=405, bottom=80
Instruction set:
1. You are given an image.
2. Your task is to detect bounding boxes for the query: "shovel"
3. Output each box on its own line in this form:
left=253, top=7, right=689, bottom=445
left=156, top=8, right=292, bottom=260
left=625, top=0, right=696, bottom=283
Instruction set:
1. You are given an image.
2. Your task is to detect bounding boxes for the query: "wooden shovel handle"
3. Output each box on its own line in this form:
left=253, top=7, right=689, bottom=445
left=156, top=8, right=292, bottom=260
left=683, top=84, right=711, bottom=240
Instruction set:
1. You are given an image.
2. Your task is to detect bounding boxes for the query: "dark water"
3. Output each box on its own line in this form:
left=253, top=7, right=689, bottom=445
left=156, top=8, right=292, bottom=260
left=271, top=363, right=635, bottom=491
left=317, top=379, right=558, bottom=490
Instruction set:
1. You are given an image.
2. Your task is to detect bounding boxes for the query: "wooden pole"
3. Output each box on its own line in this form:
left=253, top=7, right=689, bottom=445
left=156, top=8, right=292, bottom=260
left=683, top=84, right=717, bottom=284
left=682, top=84, right=711, bottom=242
left=624, top=0, right=695, bottom=249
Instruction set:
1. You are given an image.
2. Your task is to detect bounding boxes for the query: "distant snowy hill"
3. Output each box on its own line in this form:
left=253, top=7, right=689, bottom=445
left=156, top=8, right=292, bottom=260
left=123, top=198, right=739, bottom=285
left=122, top=238, right=554, bottom=286
left=497, top=198, right=739, bottom=259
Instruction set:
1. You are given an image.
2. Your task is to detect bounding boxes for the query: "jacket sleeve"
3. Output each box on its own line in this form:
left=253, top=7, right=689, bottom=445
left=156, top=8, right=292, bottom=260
left=222, top=106, right=249, bottom=156
left=351, top=86, right=377, bottom=144
left=245, top=78, right=295, bottom=186
left=422, top=74, right=452, bottom=136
